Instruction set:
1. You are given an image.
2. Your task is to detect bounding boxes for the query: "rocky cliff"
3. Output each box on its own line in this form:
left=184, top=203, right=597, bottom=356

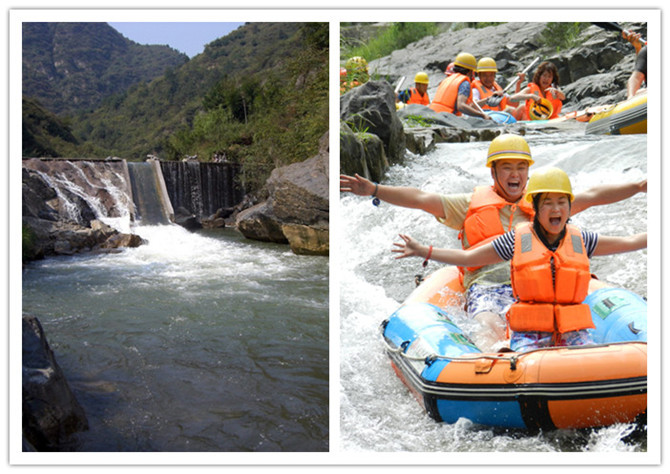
left=340, top=22, right=647, bottom=179
left=236, top=131, right=329, bottom=256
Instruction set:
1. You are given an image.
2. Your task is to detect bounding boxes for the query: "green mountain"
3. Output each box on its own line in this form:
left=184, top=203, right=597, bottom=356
left=22, top=22, right=189, bottom=116
left=22, top=97, right=79, bottom=158
left=21, top=22, right=329, bottom=192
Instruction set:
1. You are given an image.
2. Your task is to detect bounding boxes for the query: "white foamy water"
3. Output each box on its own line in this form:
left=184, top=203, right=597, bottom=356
left=339, top=132, right=648, bottom=454
left=23, top=225, right=329, bottom=452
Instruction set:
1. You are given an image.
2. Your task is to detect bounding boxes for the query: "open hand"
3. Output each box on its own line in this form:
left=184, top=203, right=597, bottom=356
left=392, top=234, right=424, bottom=259
left=340, top=173, right=373, bottom=196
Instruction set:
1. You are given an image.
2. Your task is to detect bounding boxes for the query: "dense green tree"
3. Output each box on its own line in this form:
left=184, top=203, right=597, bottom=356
left=22, top=22, right=329, bottom=194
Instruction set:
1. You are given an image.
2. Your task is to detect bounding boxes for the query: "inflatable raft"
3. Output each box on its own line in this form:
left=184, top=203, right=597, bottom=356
left=586, top=91, right=647, bottom=135
left=381, top=266, right=647, bottom=430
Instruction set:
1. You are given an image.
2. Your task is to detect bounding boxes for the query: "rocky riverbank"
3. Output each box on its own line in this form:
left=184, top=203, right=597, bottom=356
left=22, top=164, right=145, bottom=261
left=236, top=131, right=329, bottom=256
left=340, top=22, right=646, bottom=178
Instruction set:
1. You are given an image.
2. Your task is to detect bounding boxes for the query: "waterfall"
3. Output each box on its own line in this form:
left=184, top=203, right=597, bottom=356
left=126, top=161, right=174, bottom=226
left=160, top=161, right=244, bottom=218
left=22, top=158, right=135, bottom=232
left=23, top=158, right=243, bottom=230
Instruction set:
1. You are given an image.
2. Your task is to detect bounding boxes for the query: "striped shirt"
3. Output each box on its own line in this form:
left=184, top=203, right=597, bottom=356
left=492, top=229, right=599, bottom=261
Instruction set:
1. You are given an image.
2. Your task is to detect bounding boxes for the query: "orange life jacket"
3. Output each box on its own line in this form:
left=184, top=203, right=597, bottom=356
left=472, top=79, right=507, bottom=111
left=508, top=222, right=594, bottom=334
left=459, top=186, right=535, bottom=273
left=523, top=82, right=562, bottom=119
left=405, top=87, right=430, bottom=106
left=430, top=73, right=471, bottom=115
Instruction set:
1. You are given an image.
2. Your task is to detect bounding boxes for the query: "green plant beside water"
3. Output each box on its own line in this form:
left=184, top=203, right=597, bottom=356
left=342, top=23, right=439, bottom=63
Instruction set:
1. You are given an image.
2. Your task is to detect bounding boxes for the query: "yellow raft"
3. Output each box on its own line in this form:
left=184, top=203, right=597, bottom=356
left=586, top=90, right=647, bottom=135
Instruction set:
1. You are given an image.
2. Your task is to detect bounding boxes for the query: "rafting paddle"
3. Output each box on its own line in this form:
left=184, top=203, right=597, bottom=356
left=394, top=76, right=406, bottom=94
left=593, top=22, right=647, bottom=45
left=487, top=57, right=541, bottom=107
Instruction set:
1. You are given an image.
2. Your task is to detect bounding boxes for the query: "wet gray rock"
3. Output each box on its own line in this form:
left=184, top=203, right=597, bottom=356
left=22, top=314, right=88, bottom=451
left=340, top=80, right=406, bottom=166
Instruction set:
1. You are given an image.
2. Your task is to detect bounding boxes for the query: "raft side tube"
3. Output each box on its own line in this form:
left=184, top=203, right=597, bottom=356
left=585, top=92, right=647, bottom=135
left=586, top=287, right=647, bottom=344
left=383, top=302, right=481, bottom=359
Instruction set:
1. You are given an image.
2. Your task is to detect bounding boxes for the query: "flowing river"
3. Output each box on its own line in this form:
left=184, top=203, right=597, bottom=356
left=339, top=131, right=650, bottom=454
left=22, top=225, right=329, bottom=452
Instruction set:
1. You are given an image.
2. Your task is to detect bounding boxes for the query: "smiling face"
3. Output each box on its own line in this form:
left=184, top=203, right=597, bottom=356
left=491, top=159, right=530, bottom=202
left=539, top=70, right=554, bottom=90
left=535, top=192, right=571, bottom=242
left=479, top=71, right=496, bottom=88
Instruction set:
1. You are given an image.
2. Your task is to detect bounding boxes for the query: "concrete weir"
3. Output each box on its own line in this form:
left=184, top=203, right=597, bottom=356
left=22, top=158, right=243, bottom=229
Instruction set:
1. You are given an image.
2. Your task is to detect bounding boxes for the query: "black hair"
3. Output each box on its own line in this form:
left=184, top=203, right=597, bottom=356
left=453, top=65, right=473, bottom=75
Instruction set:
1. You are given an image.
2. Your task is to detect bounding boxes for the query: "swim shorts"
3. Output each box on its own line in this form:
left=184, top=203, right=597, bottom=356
left=511, top=329, right=594, bottom=353
left=465, top=283, right=515, bottom=320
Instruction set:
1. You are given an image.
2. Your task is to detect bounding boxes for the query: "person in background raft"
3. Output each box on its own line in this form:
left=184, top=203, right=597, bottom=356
left=397, top=72, right=430, bottom=106
left=340, top=134, right=647, bottom=351
left=393, top=167, right=647, bottom=353
left=429, top=52, right=492, bottom=120
left=513, top=61, right=565, bottom=121
left=472, top=57, right=524, bottom=115
left=623, top=31, right=646, bottom=99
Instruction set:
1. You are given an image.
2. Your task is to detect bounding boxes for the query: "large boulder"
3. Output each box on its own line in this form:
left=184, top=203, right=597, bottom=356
left=236, top=201, right=289, bottom=244
left=22, top=314, right=88, bottom=451
left=339, top=122, right=389, bottom=184
left=340, top=80, right=406, bottom=166
left=236, top=131, right=329, bottom=255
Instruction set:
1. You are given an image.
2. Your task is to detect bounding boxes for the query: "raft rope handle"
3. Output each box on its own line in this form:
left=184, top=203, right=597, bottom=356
left=380, top=335, right=644, bottom=369
left=381, top=335, right=518, bottom=365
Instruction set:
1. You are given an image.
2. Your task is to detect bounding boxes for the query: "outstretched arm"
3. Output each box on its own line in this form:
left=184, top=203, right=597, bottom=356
left=592, top=233, right=647, bottom=256
left=340, top=174, right=446, bottom=218
left=571, top=180, right=646, bottom=215
left=393, top=234, right=503, bottom=267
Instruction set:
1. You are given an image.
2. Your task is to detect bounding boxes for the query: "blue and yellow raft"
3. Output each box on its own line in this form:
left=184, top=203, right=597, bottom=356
left=381, top=266, right=647, bottom=430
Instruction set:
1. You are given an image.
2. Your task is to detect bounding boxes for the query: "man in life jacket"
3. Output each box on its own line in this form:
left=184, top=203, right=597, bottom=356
left=429, top=52, right=491, bottom=120
left=392, top=167, right=647, bottom=352
left=397, top=72, right=430, bottom=106
left=471, top=57, right=523, bottom=115
left=340, top=134, right=647, bottom=351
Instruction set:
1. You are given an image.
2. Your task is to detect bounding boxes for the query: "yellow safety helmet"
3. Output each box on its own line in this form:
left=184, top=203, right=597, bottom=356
left=486, top=134, right=534, bottom=167
left=414, top=72, right=429, bottom=84
left=525, top=167, right=574, bottom=202
left=477, top=57, right=498, bottom=73
left=529, top=98, right=554, bottom=120
left=453, top=52, right=477, bottom=71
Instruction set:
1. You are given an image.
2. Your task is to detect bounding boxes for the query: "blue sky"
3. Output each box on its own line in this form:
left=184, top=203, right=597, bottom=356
left=108, top=22, right=245, bottom=58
